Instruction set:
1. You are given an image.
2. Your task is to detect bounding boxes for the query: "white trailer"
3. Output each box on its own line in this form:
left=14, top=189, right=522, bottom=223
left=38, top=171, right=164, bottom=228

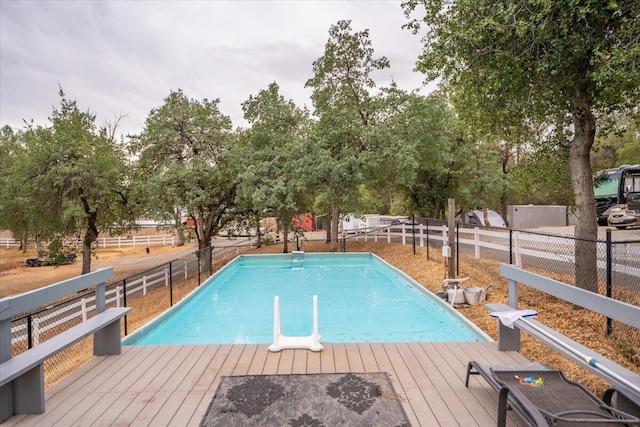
left=340, top=214, right=408, bottom=234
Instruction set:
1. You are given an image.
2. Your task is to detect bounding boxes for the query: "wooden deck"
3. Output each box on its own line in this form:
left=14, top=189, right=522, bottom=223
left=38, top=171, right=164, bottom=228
left=3, top=342, right=530, bottom=426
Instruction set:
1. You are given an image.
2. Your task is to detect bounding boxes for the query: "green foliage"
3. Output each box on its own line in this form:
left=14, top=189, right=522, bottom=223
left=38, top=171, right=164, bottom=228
left=404, top=0, right=640, bottom=290
left=305, top=20, right=391, bottom=248
left=1, top=91, right=131, bottom=273
left=404, top=0, right=640, bottom=227
left=592, top=117, right=640, bottom=170
left=237, top=82, right=311, bottom=251
left=131, top=89, right=238, bottom=249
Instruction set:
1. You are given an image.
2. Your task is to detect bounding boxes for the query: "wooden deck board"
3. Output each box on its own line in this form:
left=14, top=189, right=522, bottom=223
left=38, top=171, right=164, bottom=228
left=4, top=342, right=532, bottom=426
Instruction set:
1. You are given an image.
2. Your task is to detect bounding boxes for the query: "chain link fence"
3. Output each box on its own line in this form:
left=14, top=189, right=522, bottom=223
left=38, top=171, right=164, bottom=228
left=8, top=240, right=256, bottom=388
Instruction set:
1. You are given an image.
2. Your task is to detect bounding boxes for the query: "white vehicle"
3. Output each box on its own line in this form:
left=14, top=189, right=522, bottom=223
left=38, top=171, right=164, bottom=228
left=340, top=214, right=409, bottom=234
left=607, top=192, right=640, bottom=229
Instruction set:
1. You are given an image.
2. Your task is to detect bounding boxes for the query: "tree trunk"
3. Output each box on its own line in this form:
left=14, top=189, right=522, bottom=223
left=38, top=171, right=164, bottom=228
left=482, top=207, right=491, bottom=227
left=176, top=227, right=186, bottom=247
left=35, top=235, right=43, bottom=259
left=174, top=212, right=186, bottom=246
left=254, top=212, right=262, bottom=249
left=569, top=89, right=598, bottom=293
left=81, top=214, right=99, bottom=275
left=325, top=211, right=332, bottom=243
left=330, top=204, right=340, bottom=252
left=20, top=231, right=28, bottom=253
left=282, top=227, right=289, bottom=253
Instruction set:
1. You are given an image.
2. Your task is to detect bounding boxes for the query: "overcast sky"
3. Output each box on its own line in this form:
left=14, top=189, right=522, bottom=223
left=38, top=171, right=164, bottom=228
left=1, top=1, right=431, bottom=137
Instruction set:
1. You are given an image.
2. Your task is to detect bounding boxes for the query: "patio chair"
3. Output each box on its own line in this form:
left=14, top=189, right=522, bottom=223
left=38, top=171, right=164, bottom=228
left=465, top=361, right=640, bottom=426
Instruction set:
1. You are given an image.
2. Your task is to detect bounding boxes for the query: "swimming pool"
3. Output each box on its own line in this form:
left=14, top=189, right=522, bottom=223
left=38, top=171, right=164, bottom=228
left=123, top=253, right=490, bottom=345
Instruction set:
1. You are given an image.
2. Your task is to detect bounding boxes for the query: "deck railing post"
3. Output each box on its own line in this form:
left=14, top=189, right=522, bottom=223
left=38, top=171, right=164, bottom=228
left=96, top=281, right=106, bottom=314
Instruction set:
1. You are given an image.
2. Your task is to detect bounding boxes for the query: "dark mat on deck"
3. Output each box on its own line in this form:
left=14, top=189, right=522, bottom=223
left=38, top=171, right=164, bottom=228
left=200, top=372, right=411, bottom=426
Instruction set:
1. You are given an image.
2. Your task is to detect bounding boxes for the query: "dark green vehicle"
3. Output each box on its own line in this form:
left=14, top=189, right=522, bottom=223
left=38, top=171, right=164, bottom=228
left=26, top=253, right=77, bottom=267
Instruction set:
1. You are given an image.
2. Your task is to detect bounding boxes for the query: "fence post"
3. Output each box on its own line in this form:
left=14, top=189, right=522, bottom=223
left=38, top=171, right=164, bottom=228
left=474, top=227, right=480, bottom=259
left=426, top=219, right=430, bottom=261
left=606, top=228, right=613, bottom=336
left=514, top=232, right=522, bottom=267
left=197, top=250, right=201, bottom=285
left=509, top=229, right=513, bottom=265
left=456, top=222, right=460, bottom=277
left=27, top=314, right=33, bottom=349
left=123, top=278, right=128, bottom=336
left=412, top=214, right=416, bottom=255
left=169, top=262, right=174, bottom=307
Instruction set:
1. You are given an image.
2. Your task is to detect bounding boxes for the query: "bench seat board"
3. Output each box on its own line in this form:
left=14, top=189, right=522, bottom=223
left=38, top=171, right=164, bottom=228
left=0, top=307, right=130, bottom=386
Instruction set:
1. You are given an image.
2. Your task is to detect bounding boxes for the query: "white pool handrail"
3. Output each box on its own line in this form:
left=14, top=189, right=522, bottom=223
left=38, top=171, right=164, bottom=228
left=268, top=295, right=323, bottom=352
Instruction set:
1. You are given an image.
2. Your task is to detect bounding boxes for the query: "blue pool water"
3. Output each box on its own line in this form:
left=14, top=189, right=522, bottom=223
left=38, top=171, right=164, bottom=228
left=123, top=253, right=489, bottom=345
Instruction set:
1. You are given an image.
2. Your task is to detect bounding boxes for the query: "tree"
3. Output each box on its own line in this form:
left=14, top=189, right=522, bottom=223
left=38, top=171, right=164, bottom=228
left=305, top=20, right=390, bottom=251
left=131, top=89, right=238, bottom=251
left=404, top=0, right=640, bottom=291
left=238, top=82, right=311, bottom=253
left=375, top=90, right=465, bottom=218
left=592, top=117, right=640, bottom=170
left=4, top=91, right=132, bottom=274
left=0, top=126, right=35, bottom=252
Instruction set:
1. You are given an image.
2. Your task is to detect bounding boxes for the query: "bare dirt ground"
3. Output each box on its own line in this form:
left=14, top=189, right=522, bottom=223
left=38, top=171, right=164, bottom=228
left=1, top=240, right=637, bottom=397
left=0, top=244, right=197, bottom=297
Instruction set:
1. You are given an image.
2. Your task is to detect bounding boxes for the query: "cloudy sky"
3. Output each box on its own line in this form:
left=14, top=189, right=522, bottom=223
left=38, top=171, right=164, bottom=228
left=1, top=1, right=431, bottom=137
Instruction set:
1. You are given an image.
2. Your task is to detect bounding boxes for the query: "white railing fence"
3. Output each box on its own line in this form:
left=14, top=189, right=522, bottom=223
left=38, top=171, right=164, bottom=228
left=0, top=234, right=175, bottom=249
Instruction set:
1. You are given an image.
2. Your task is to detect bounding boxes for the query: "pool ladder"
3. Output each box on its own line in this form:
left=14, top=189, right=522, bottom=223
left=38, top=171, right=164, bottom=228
left=290, top=250, right=304, bottom=269
left=268, top=295, right=323, bottom=352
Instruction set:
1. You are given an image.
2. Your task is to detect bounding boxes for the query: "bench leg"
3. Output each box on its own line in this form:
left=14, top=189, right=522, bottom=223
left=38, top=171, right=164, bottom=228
left=94, top=319, right=122, bottom=356
left=497, top=322, right=521, bottom=351
left=1, top=382, right=14, bottom=423
left=1, top=364, right=46, bottom=421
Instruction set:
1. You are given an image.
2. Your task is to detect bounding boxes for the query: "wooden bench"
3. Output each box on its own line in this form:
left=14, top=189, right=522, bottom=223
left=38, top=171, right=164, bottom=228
left=0, top=268, right=131, bottom=422
left=489, top=263, right=640, bottom=416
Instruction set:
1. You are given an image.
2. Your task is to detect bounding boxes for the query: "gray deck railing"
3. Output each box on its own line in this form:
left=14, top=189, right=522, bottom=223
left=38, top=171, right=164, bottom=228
left=0, top=268, right=130, bottom=421
left=491, top=263, right=640, bottom=408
